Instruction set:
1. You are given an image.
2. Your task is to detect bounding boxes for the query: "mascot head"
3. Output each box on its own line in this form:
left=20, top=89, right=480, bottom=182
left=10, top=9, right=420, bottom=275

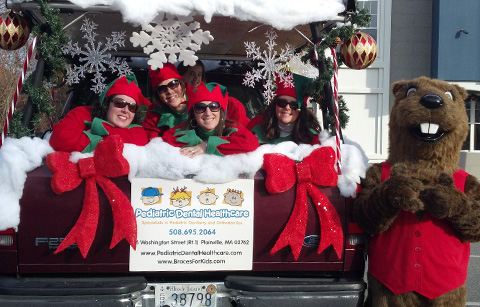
left=388, top=77, right=468, bottom=173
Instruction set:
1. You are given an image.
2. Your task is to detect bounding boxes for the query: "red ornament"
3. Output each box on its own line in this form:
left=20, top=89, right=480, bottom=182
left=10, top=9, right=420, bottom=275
left=340, top=32, right=377, bottom=70
left=0, top=10, right=30, bottom=50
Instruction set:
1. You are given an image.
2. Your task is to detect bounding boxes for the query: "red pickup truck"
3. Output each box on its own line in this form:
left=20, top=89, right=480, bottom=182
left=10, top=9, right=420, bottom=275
left=0, top=1, right=367, bottom=306
left=0, top=157, right=366, bottom=306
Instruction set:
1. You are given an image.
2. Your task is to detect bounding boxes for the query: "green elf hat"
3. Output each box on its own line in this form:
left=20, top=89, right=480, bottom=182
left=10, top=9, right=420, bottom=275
left=99, top=74, right=151, bottom=106
left=275, top=72, right=312, bottom=109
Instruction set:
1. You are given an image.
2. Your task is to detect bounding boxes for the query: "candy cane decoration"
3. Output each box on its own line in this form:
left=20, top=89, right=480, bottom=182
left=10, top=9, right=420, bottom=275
left=329, top=46, right=342, bottom=174
left=1, top=35, right=38, bottom=148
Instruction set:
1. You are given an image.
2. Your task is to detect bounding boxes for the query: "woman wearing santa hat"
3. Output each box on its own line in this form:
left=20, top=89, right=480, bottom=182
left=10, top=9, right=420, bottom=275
left=162, top=82, right=259, bottom=157
left=142, top=63, right=189, bottom=139
left=49, top=74, right=150, bottom=153
left=246, top=73, right=322, bottom=145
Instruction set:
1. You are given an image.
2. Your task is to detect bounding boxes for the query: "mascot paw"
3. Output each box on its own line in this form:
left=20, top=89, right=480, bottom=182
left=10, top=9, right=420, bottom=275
left=420, top=173, right=468, bottom=219
left=382, top=175, right=424, bottom=213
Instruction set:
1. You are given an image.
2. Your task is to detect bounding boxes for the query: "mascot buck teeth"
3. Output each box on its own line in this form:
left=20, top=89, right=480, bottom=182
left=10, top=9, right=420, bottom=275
left=354, top=77, right=480, bottom=307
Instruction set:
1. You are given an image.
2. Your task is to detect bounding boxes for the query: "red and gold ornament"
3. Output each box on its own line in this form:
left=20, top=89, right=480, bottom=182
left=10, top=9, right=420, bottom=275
left=0, top=10, right=30, bottom=50
left=340, top=31, right=377, bottom=70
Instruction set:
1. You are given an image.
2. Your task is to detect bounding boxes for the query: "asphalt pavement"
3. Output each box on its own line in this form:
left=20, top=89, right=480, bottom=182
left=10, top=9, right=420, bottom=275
left=467, top=242, right=480, bottom=305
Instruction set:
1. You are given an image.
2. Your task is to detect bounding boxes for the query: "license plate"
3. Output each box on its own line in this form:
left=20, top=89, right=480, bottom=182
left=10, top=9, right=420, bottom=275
left=155, top=283, right=217, bottom=307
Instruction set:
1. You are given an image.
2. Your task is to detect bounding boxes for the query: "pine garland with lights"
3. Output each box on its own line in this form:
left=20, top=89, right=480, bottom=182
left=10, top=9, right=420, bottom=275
left=303, top=3, right=371, bottom=135
left=9, top=0, right=67, bottom=138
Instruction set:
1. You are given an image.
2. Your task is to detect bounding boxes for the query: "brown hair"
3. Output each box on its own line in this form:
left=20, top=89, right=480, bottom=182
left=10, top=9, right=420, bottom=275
left=151, top=79, right=187, bottom=106
left=177, top=60, right=206, bottom=83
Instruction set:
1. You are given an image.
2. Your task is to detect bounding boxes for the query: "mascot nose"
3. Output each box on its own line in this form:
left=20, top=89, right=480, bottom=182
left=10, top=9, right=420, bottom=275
left=420, top=94, right=443, bottom=109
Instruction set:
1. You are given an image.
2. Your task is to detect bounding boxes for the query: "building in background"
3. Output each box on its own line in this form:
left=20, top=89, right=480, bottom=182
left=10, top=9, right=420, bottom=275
left=341, top=0, right=480, bottom=178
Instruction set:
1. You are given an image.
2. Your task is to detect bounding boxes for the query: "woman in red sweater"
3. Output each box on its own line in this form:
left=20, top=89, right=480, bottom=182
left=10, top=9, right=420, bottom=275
left=142, top=63, right=189, bottom=139
left=162, top=82, right=259, bottom=157
left=49, top=74, right=151, bottom=153
left=246, top=73, right=322, bottom=145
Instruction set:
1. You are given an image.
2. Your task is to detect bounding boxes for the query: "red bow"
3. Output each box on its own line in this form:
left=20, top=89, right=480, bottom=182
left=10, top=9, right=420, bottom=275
left=46, top=135, right=137, bottom=258
left=263, top=147, right=343, bottom=260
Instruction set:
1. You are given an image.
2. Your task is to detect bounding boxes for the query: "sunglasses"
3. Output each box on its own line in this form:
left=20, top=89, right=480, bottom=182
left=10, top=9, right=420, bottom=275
left=155, top=79, right=180, bottom=95
left=111, top=97, right=138, bottom=113
left=193, top=102, right=221, bottom=114
left=276, top=99, right=299, bottom=110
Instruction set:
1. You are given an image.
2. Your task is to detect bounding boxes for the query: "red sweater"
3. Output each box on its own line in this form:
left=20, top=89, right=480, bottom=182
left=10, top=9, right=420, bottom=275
left=49, top=106, right=148, bottom=153
left=142, top=104, right=187, bottom=140
left=162, top=122, right=259, bottom=156
left=226, top=96, right=250, bottom=128
left=368, top=162, right=470, bottom=299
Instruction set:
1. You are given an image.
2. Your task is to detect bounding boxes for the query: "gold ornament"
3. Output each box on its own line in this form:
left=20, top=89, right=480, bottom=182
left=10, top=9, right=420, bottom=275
left=0, top=10, right=30, bottom=50
left=340, top=32, right=377, bottom=70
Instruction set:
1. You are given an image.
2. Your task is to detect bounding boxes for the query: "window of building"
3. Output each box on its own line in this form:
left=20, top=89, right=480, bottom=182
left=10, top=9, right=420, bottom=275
left=357, top=1, right=378, bottom=41
left=462, top=93, right=480, bottom=151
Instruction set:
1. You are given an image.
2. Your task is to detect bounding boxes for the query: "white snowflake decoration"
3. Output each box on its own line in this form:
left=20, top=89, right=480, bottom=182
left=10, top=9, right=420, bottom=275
left=286, top=53, right=319, bottom=79
left=130, top=13, right=214, bottom=70
left=62, top=18, right=133, bottom=94
left=243, top=28, right=294, bottom=104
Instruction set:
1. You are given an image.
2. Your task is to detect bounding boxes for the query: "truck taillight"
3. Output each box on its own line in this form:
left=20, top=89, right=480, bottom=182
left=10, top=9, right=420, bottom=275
left=347, top=223, right=365, bottom=245
left=0, top=228, right=15, bottom=247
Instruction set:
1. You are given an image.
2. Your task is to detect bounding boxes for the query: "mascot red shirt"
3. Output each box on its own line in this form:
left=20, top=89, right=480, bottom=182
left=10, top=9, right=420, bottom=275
left=368, top=162, right=470, bottom=299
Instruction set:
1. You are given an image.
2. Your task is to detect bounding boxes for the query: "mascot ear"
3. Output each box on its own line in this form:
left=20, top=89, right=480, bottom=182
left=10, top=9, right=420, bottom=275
left=452, top=84, right=468, bottom=101
left=392, top=80, right=409, bottom=101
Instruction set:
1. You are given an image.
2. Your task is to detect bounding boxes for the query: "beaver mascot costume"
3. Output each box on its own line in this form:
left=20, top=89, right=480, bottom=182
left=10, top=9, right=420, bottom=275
left=354, top=77, right=480, bottom=306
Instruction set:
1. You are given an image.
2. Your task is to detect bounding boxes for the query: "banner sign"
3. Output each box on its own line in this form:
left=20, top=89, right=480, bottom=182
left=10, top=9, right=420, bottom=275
left=130, top=178, right=254, bottom=271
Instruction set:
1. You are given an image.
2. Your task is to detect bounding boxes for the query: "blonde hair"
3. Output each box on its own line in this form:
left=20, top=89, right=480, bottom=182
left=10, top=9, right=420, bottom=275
left=170, top=186, right=190, bottom=200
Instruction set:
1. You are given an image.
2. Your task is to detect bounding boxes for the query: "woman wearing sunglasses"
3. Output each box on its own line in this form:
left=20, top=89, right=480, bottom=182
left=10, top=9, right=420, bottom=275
left=49, top=74, right=151, bottom=153
left=177, top=60, right=251, bottom=128
left=142, top=63, right=189, bottom=139
left=246, top=73, right=322, bottom=145
left=162, top=83, right=259, bottom=157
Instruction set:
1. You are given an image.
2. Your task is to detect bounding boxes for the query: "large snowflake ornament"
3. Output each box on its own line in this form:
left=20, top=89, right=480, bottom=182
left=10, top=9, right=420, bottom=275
left=62, top=18, right=132, bottom=94
left=130, top=13, right=214, bottom=70
left=243, top=28, right=294, bottom=103
left=286, top=53, right=319, bottom=79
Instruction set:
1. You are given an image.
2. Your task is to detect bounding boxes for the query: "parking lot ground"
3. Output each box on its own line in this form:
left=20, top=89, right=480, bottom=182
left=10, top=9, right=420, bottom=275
left=467, top=242, right=480, bottom=305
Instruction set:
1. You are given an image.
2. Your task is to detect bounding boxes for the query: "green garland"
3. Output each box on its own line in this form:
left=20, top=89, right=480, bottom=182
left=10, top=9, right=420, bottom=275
left=9, top=0, right=67, bottom=138
left=303, top=2, right=371, bottom=135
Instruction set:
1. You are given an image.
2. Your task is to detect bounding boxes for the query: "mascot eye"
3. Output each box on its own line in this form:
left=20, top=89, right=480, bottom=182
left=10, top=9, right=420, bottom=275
left=445, top=91, right=453, bottom=100
left=406, top=87, right=417, bottom=96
